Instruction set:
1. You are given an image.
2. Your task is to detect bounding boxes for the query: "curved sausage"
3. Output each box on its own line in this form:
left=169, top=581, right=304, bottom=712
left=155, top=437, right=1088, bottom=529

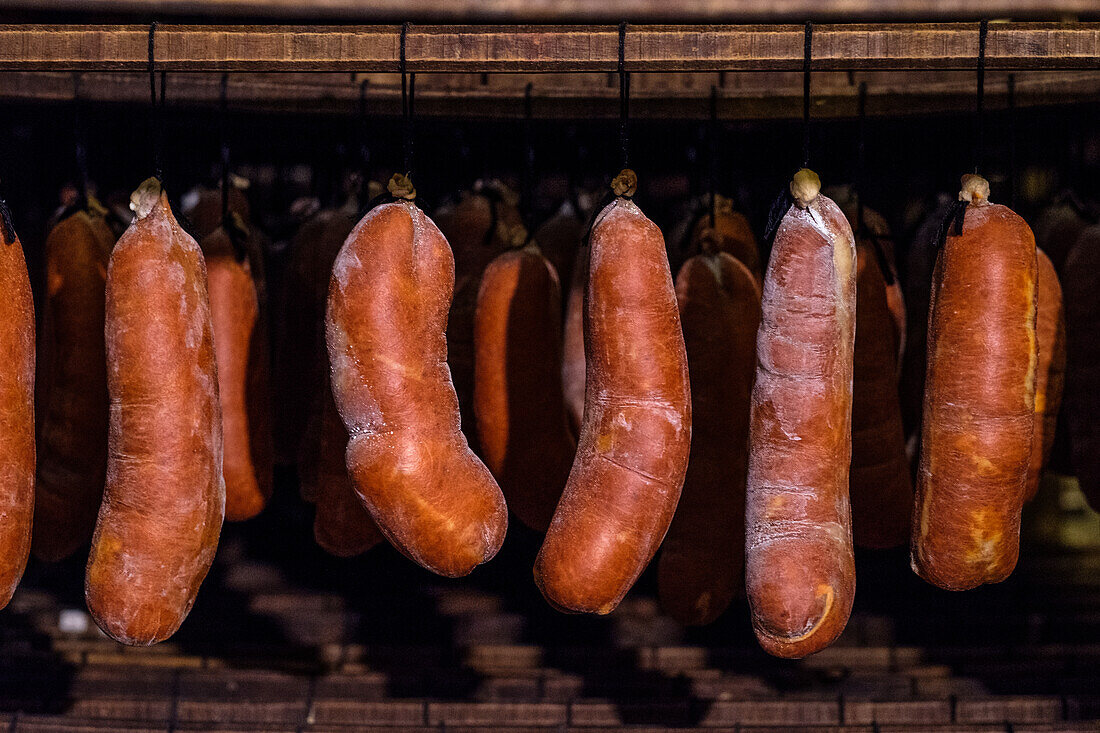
left=313, top=379, right=384, bottom=557
left=86, top=178, right=224, bottom=645
left=436, top=182, right=526, bottom=451
left=745, top=169, right=856, bottom=659
left=687, top=195, right=763, bottom=283
left=561, top=241, right=588, bottom=437
left=850, top=243, right=912, bottom=549
left=33, top=207, right=115, bottom=562
left=0, top=206, right=35, bottom=608
left=913, top=174, right=1037, bottom=591
left=200, top=225, right=274, bottom=521
left=326, top=176, right=507, bottom=577
left=474, top=242, right=574, bottom=532
left=658, top=242, right=759, bottom=626
left=275, top=205, right=358, bottom=470
left=1065, top=224, right=1100, bottom=511
left=1025, top=248, right=1065, bottom=501
left=534, top=170, right=691, bottom=615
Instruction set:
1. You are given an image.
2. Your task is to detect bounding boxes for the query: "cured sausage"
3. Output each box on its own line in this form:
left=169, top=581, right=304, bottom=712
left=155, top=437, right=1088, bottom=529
left=0, top=205, right=35, bottom=608
left=33, top=204, right=115, bottom=562
left=658, top=235, right=759, bottom=626
left=275, top=203, right=358, bottom=470
left=1025, top=248, right=1065, bottom=501
left=326, top=175, right=507, bottom=577
left=181, top=179, right=252, bottom=240
left=436, top=181, right=527, bottom=451
left=745, top=169, right=856, bottom=658
left=1065, top=224, right=1100, bottom=510
left=913, top=174, right=1037, bottom=591
left=86, top=178, right=224, bottom=645
left=533, top=197, right=590, bottom=314
left=200, top=222, right=274, bottom=521
left=687, top=194, right=763, bottom=283
left=561, top=241, right=588, bottom=437
left=534, top=170, right=691, bottom=614
left=850, top=242, right=912, bottom=549
left=313, top=379, right=384, bottom=556
left=474, top=242, right=574, bottom=532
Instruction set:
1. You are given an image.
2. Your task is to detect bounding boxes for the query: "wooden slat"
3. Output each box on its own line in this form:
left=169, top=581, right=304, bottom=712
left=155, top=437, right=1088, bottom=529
left=1, top=68, right=1097, bottom=119
left=3, top=0, right=1099, bottom=23
left=0, top=23, right=1097, bottom=72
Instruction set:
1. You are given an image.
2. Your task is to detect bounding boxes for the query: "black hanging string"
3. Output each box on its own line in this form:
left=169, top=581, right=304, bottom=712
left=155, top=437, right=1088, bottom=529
left=975, top=19, right=989, bottom=175
left=708, top=84, right=718, bottom=228
left=521, top=82, right=535, bottom=238
left=618, top=21, right=630, bottom=170
left=73, top=73, right=91, bottom=208
left=802, top=21, right=813, bottom=169
left=400, top=22, right=415, bottom=178
left=1007, top=73, right=1017, bottom=210
left=148, top=21, right=164, bottom=182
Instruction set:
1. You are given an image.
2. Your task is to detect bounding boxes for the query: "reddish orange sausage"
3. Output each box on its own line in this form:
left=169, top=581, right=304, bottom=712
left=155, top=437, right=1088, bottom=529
left=561, top=241, right=588, bottom=437
left=474, top=243, right=574, bottom=532
left=0, top=206, right=35, bottom=608
left=913, top=175, right=1037, bottom=591
left=326, top=176, right=507, bottom=577
left=745, top=170, right=856, bottom=659
left=86, top=179, right=224, bottom=645
left=658, top=243, right=759, bottom=626
left=200, top=225, right=274, bottom=521
left=275, top=205, right=358, bottom=470
left=1025, top=248, right=1065, bottom=501
left=313, top=379, right=384, bottom=557
left=1065, top=224, right=1100, bottom=510
left=850, top=243, right=912, bottom=549
left=535, top=170, right=691, bottom=615
left=688, top=195, right=763, bottom=283
left=33, top=207, right=115, bottom=562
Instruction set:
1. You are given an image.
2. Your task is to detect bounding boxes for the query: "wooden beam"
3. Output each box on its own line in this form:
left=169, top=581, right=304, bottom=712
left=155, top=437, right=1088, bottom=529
left=1, top=0, right=1098, bottom=23
left=0, top=23, right=1097, bottom=72
left=2, top=70, right=1097, bottom=119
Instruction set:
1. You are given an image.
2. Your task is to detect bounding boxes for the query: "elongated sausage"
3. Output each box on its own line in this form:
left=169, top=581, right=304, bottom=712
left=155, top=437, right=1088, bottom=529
left=1065, top=224, right=1100, bottom=510
left=275, top=205, right=358, bottom=470
left=745, top=169, right=856, bottom=659
left=534, top=170, right=691, bottom=614
left=561, top=241, right=588, bottom=437
left=913, top=174, right=1037, bottom=591
left=326, top=175, right=507, bottom=577
left=86, top=178, right=224, bottom=645
left=0, top=205, right=35, bottom=608
left=436, top=182, right=527, bottom=451
left=850, top=242, right=912, bottom=549
left=474, top=242, right=574, bottom=532
left=313, top=378, right=384, bottom=557
left=658, top=241, right=759, bottom=626
left=33, top=206, right=115, bottom=562
left=200, top=223, right=274, bottom=521
left=1025, top=248, right=1065, bottom=501
left=687, top=194, right=763, bottom=283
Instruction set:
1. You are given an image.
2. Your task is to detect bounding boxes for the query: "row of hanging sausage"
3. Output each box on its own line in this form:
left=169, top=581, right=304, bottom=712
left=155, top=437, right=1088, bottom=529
left=4, top=151, right=1092, bottom=660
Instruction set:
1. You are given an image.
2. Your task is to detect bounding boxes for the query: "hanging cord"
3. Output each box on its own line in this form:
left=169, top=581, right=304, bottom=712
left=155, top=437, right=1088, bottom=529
left=400, top=22, right=415, bottom=179
left=802, top=21, right=813, bottom=169
left=763, top=21, right=815, bottom=244
left=73, top=73, right=91, bottom=208
left=934, top=21, right=989, bottom=250
left=708, top=84, right=718, bottom=229
left=219, top=74, right=247, bottom=261
left=521, top=82, right=536, bottom=241
left=1007, top=73, right=1017, bottom=210
left=148, top=21, right=165, bottom=182
left=618, top=21, right=630, bottom=171
left=975, top=19, right=989, bottom=175
left=854, top=81, right=895, bottom=286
